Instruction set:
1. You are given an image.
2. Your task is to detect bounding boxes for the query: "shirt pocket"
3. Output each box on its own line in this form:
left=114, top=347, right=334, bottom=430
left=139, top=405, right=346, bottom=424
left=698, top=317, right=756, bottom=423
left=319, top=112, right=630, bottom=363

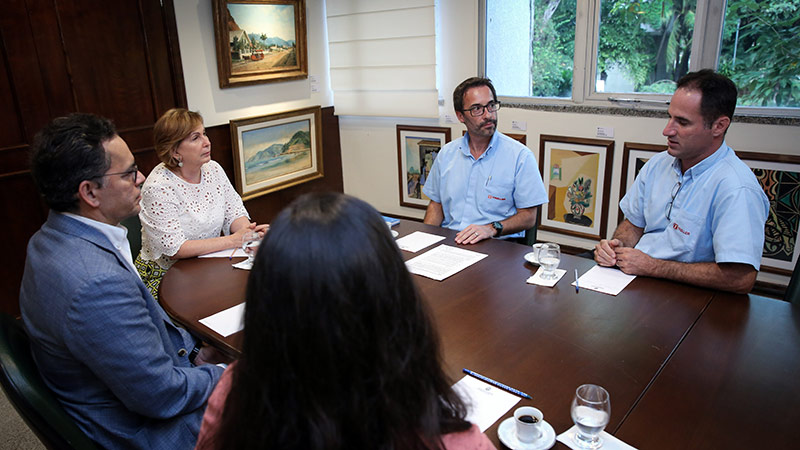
left=665, top=209, right=705, bottom=261
left=481, top=181, right=515, bottom=217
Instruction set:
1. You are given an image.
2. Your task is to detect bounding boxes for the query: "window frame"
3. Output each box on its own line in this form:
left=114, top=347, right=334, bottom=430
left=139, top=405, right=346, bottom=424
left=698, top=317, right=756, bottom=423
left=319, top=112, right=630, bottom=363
left=479, top=0, right=799, bottom=118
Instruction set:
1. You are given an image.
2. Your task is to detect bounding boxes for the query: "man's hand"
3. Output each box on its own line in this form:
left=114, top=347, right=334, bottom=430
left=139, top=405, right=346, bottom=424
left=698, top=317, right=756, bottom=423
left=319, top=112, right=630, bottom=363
left=594, top=238, right=623, bottom=266
left=455, top=224, right=495, bottom=244
left=614, top=247, right=657, bottom=275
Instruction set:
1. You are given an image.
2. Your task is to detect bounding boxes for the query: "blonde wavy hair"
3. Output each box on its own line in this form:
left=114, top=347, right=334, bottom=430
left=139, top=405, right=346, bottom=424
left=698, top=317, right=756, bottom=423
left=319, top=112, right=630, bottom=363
left=153, top=108, right=204, bottom=168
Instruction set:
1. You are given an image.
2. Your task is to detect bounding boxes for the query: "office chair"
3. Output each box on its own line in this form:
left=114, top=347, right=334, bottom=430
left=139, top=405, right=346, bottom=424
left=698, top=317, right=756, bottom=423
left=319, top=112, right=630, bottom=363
left=0, top=314, right=100, bottom=450
left=121, top=214, right=142, bottom=257
left=784, top=259, right=800, bottom=305
left=522, top=223, right=538, bottom=246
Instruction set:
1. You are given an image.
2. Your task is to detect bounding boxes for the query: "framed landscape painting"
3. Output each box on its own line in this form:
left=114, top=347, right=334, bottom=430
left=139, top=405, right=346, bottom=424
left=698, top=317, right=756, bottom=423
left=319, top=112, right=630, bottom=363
left=397, top=125, right=451, bottom=209
left=230, top=106, right=323, bottom=200
left=538, top=135, right=614, bottom=240
left=212, top=0, right=308, bottom=88
left=736, top=151, right=800, bottom=275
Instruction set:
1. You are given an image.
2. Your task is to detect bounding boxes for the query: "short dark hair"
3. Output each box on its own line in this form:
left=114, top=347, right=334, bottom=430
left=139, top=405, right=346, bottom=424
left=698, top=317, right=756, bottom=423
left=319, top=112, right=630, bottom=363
left=453, top=76, right=497, bottom=113
left=676, top=69, right=738, bottom=128
left=30, top=113, right=116, bottom=212
left=212, top=192, right=471, bottom=448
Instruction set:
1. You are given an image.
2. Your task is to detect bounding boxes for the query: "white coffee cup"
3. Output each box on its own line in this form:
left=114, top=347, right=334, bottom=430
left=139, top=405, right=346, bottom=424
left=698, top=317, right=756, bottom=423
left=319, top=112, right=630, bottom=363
left=514, top=406, right=543, bottom=443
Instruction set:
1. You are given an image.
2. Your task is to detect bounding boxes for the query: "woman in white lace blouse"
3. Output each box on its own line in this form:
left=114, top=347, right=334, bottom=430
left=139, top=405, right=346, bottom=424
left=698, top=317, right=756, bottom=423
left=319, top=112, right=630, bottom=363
left=136, top=108, right=268, bottom=299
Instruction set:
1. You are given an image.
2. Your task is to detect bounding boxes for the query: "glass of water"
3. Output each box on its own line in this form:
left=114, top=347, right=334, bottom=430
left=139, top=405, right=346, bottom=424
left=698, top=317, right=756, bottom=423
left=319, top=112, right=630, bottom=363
left=241, top=230, right=262, bottom=265
left=570, top=384, right=611, bottom=449
left=538, top=242, right=561, bottom=280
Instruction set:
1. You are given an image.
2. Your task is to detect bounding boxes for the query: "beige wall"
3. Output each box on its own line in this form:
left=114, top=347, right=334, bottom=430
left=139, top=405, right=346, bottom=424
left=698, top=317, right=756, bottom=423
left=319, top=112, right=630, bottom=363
left=177, top=0, right=800, bottom=285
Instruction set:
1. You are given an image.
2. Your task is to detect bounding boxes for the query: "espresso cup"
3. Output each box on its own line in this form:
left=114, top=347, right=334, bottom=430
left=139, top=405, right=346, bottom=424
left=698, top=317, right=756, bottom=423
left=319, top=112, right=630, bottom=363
left=514, top=406, right=543, bottom=443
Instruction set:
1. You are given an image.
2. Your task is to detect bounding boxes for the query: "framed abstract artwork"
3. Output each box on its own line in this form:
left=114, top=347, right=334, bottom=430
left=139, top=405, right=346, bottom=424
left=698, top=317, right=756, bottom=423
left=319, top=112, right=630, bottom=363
left=397, top=125, right=452, bottom=209
left=538, top=135, right=614, bottom=240
left=212, top=0, right=308, bottom=88
left=736, top=151, right=800, bottom=275
left=230, top=106, right=323, bottom=200
left=619, top=142, right=667, bottom=222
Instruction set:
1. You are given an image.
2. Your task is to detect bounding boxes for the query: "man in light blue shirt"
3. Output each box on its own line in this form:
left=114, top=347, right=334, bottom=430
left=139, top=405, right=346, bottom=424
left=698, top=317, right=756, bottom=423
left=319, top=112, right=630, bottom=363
left=422, top=77, right=548, bottom=244
left=595, top=70, right=769, bottom=294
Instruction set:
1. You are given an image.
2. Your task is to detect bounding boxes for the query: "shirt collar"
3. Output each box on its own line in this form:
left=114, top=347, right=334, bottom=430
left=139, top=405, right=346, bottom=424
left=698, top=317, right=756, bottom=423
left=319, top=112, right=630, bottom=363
left=459, top=132, right=499, bottom=160
left=670, top=142, right=730, bottom=180
left=61, top=212, right=137, bottom=276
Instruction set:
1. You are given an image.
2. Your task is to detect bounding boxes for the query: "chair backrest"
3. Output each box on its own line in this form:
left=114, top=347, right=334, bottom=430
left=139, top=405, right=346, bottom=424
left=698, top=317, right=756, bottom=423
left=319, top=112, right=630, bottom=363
left=521, top=209, right=540, bottom=247
left=784, top=260, right=800, bottom=305
left=121, top=214, right=142, bottom=258
left=0, top=314, right=100, bottom=450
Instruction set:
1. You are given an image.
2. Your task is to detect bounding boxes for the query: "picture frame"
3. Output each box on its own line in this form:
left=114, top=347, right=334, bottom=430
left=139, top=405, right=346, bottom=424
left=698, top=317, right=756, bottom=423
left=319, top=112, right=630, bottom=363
left=736, top=151, right=800, bottom=275
left=397, top=125, right=452, bottom=209
left=538, top=135, right=614, bottom=240
left=212, top=0, right=308, bottom=88
left=230, top=106, right=323, bottom=201
left=619, top=142, right=667, bottom=222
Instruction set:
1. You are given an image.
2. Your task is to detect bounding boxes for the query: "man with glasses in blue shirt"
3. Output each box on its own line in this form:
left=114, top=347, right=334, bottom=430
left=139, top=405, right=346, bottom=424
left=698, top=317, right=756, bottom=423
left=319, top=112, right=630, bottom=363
left=423, top=77, right=548, bottom=244
left=594, top=70, right=769, bottom=294
left=20, top=113, right=226, bottom=449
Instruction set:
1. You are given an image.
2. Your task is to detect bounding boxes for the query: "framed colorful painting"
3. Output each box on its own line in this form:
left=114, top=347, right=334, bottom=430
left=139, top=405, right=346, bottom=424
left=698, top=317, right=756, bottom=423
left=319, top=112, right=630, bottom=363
left=212, top=0, right=308, bottom=88
left=619, top=142, right=667, bottom=222
left=397, top=125, right=451, bottom=209
left=538, top=135, right=614, bottom=240
left=736, top=151, right=800, bottom=275
left=230, top=106, right=323, bottom=200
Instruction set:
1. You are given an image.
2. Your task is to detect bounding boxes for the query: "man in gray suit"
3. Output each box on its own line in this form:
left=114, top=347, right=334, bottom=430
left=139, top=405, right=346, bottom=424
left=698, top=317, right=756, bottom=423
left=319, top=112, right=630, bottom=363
left=20, top=113, right=225, bottom=449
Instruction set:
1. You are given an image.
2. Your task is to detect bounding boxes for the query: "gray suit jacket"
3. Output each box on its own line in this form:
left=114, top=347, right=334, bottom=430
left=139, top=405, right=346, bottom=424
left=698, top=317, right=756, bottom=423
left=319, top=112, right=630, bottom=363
left=20, top=211, right=224, bottom=449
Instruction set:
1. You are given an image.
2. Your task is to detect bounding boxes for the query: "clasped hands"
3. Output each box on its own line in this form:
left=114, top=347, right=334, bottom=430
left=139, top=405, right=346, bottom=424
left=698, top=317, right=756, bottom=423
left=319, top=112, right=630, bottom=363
left=454, top=223, right=496, bottom=245
left=594, top=238, right=655, bottom=275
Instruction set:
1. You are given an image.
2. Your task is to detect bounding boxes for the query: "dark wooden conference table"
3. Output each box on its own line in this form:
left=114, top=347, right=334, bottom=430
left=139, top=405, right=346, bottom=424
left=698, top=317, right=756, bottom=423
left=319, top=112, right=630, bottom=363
left=160, top=220, right=800, bottom=450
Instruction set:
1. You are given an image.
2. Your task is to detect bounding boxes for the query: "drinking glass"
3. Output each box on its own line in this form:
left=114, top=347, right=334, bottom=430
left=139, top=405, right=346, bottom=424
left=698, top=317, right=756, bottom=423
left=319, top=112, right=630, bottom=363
left=241, top=230, right=261, bottom=265
left=538, top=243, right=561, bottom=280
left=570, top=384, right=611, bottom=449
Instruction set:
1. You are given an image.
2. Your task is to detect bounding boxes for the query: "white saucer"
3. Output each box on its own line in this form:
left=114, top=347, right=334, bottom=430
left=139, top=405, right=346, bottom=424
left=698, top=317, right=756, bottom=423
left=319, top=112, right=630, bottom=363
left=391, top=230, right=399, bottom=238
left=497, top=416, right=556, bottom=450
left=524, top=252, right=539, bottom=265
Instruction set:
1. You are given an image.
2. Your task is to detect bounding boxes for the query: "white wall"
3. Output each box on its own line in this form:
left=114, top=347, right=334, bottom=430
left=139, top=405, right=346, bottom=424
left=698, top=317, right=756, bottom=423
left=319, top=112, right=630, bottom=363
left=176, top=0, right=800, bottom=286
left=174, top=0, right=333, bottom=127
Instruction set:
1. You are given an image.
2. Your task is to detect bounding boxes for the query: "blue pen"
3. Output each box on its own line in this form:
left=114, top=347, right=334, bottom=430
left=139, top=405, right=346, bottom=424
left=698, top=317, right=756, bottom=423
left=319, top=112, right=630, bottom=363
left=462, top=368, right=532, bottom=400
left=575, top=269, right=579, bottom=293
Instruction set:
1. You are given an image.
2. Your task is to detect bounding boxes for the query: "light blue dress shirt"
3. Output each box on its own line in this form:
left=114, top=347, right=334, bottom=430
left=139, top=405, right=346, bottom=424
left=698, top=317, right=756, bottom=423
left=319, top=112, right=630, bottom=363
left=422, top=132, right=548, bottom=238
left=620, top=143, right=769, bottom=269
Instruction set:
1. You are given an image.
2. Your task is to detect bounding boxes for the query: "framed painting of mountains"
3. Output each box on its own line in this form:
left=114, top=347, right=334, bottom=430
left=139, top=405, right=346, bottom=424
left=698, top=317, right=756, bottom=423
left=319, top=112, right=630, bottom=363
left=213, top=0, right=308, bottom=88
left=230, top=106, right=323, bottom=200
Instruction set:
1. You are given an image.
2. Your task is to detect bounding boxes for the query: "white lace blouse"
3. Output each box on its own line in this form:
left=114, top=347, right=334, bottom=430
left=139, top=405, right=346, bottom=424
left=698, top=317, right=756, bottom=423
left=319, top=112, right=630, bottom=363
left=138, top=161, right=249, bottom=269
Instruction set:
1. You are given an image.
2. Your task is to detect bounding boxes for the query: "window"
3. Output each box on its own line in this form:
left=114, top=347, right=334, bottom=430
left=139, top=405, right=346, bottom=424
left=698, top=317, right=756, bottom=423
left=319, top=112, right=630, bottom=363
left=483, top=0, right=800, bottom=116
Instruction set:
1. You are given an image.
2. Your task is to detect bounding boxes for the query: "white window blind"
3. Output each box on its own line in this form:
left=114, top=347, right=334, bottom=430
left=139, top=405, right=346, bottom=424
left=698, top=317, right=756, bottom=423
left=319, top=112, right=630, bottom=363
left=326, top=0, right=438, bottom=118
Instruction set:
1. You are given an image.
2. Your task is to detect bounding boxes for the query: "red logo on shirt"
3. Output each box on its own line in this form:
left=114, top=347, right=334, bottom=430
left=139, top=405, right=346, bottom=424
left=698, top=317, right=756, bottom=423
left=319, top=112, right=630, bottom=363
left=672, top=222, right=690, bottom=235
left=488, top=195, right=506, bottom=201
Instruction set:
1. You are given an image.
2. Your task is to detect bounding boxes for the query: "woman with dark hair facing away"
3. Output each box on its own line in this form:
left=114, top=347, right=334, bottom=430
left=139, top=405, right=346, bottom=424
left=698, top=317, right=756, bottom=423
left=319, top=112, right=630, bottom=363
left=136, top=108, right=267, bottom=299
left=195, top=192, right=495, bottom=449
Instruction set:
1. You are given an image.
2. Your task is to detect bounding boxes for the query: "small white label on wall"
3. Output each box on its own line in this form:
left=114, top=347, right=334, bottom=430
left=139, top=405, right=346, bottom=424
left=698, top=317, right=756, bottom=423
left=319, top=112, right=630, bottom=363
left=309, top=75, right=318, bottom=83
left=445, top=114, right=457, bottom=124
left=512, top=120, right=527, bottom=131
left=596, top=126, right=614, bottom=138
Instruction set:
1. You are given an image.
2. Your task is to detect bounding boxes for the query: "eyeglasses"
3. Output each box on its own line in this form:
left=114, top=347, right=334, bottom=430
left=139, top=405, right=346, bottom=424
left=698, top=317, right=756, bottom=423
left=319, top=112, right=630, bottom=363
left=93, top=164, right=139, bottom=182
left=461, top=101, right=501, bottom=117
left=665, top=180, right=683, bottom=221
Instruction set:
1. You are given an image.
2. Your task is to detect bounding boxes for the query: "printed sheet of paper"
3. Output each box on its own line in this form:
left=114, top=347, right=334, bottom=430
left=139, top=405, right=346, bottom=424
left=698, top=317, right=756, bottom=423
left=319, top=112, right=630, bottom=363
left=405, top=245, right=488, bottom=281
left=198, top=248, right=247, bottom=258
left=199, top=302, right=245, bottom=337
left=452, top=375, right=521, bottom=432
left=572, top=265, right=636, bottom=296
left=395, top=231, right=445, bottom=253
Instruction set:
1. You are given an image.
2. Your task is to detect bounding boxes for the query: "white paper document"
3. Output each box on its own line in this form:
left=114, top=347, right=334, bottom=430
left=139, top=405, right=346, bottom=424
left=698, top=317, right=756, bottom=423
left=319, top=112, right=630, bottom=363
left=557, top=425, right=638, bottom=450
left=405, top=245, right=488, bottom=281
left=452, top=375, right=521, bottom=432
left=198, top=248, right=247, bottom=258
left=199, top=302, right=245, bottom=337
left=572, top=265, right=636, bottom=296
left=395, top=231, right=445, bottom=253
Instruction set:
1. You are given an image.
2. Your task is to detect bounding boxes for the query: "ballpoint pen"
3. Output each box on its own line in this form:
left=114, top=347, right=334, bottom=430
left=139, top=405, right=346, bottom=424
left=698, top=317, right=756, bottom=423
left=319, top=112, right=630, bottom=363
left=575, top=269, right=579, bottom=293
left=462, top=368, right=532, bottom=400
left=228, top=247, right=237, bottom=260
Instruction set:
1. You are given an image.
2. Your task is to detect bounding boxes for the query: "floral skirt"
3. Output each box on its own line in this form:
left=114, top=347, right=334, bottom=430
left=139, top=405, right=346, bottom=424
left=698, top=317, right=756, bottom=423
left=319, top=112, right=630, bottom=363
left=134, top=254, right=168, bottom=301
